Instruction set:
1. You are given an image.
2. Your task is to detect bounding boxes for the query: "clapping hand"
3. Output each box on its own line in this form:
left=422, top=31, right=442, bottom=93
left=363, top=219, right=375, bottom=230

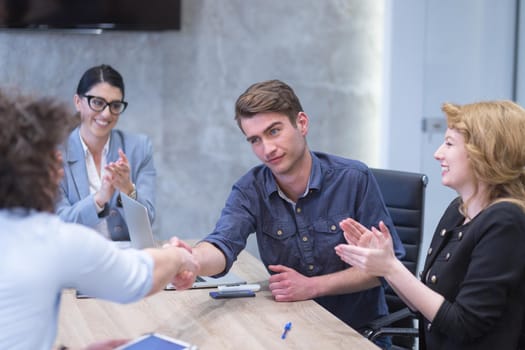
left=105, top=149, right=133, bottom=194
left=334, top=218, right=396, bottom=277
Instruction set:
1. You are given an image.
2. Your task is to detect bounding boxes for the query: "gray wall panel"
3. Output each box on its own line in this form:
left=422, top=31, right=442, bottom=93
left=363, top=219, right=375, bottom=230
left=0, top=0, right=385, bottom=257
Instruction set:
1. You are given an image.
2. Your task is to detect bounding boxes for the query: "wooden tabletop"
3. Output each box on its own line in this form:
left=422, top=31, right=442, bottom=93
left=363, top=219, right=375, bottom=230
left=55, top=250, right=379, bottom=349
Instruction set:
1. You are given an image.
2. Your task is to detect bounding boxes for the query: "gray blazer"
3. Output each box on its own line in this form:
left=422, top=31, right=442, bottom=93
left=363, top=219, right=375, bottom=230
left=56, top=127, right=157, bottom=241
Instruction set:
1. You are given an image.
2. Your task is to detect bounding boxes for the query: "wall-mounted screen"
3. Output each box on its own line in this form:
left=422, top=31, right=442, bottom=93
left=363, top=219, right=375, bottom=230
left=0, top=0, right=181, bottom=31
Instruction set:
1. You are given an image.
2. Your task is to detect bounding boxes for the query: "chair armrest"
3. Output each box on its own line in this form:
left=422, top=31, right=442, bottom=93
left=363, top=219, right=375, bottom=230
left=367, top=307, right=415, bottom=329
left=361, top=307, right=418, bottom=340
left=370, top=327, right=419, bottom=341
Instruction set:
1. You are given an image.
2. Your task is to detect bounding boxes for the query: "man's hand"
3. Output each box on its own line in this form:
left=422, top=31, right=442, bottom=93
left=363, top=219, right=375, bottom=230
left=170, top=247, right=199, bottom=290
left=164, top=236, right=193, bottom=254
left=170, top=270, right=196, bottom=290
left=268, top=265, right=317, bottom=301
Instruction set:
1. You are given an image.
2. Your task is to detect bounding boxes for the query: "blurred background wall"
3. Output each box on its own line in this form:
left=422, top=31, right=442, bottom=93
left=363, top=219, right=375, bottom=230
left=1, top=0, right=523, bottom=261
left=0, top=1, right=385, bottom=256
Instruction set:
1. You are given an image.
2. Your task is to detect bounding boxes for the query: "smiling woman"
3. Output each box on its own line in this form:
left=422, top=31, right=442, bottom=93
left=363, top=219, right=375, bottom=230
left=336, top=100, right=525, bottom=350
left=55, top=64, right=157, bottom=243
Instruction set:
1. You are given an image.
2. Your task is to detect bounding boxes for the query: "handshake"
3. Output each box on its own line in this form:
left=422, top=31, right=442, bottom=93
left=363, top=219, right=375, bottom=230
left=161, top=237, right=200, bottom=291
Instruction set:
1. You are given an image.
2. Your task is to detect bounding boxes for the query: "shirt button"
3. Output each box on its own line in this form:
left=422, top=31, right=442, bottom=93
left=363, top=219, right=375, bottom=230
left=427, top=323, right=432, bottom=331
left=302, top=236, right=308, bottom=242
left=296, top=207, right=302, bottom=214
left=308, top=265, right=314, bottom=271
left=115, top=226, right=122, bottom=233
left=330, top=224, right=337, bottom=231
left=110, top=210, right=117, bottom=217
left=440, top=229, right=446, bottom=236
left=427, top=247, right=433, bottom=255
left=276, top=229, right=283, bottom=236
left=430, top=275, right=437, bottom=284
left=458, top=231, right=463, bottom=240
left=445, top=252, right=451, bottom=260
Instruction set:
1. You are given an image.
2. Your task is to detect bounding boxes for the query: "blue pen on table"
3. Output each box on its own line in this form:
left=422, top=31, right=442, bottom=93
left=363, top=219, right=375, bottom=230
left=281, top=322, right=292, bottom=339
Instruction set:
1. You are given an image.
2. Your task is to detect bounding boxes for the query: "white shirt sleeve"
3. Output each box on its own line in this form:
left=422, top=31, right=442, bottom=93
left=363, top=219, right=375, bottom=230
left=0, top=211, right=155, bottom=350
left=56, top=218, right=154, bottom=303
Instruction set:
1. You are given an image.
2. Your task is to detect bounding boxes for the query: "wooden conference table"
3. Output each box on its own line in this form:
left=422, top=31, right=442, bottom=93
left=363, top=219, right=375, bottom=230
left=55, top=249, right=379, bottom=350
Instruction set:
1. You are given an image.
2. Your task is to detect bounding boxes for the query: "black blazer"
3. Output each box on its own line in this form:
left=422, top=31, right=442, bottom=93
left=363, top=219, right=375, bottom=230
left=420, top=198, right=525, bottom=349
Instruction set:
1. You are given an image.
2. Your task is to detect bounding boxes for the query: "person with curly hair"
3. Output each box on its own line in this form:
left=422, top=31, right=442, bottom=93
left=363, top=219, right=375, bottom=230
left=0, top=90, right=198, bottom=350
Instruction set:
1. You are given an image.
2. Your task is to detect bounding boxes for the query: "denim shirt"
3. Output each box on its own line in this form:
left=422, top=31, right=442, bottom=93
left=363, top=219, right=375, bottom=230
left=203, top=151, right=405, bottom=329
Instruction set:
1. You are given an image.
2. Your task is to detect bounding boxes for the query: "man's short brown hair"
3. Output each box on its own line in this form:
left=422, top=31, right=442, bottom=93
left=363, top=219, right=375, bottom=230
left=234, top=80, right=304, bottom=131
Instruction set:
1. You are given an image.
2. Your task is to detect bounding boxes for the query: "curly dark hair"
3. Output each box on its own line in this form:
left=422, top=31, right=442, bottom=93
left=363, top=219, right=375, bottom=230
left=0, top=90, right=77, bottom=212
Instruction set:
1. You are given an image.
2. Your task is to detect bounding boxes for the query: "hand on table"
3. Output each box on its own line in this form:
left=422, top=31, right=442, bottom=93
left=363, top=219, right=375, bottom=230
left=268, top=265, right=316, bottom=301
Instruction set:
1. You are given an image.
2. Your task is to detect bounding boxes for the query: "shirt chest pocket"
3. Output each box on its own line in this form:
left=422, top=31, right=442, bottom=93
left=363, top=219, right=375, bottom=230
left=313, top=218, right=343, bottom=236
left=310, top=216, right=347, bottom=270
left=261, top=220, right=296, bottom=241
left=312, top=215, right=346, bottom=240
left=260, top=220, right=299, bottom=266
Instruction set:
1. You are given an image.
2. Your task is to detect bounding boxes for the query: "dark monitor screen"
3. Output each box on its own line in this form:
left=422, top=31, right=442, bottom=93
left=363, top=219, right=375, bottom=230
left=0, top=0, right=181, bottom=31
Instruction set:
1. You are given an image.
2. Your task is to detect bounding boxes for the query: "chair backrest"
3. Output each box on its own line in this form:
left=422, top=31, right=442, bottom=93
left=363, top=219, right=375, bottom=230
left=370, top=168, right=428, bottom=349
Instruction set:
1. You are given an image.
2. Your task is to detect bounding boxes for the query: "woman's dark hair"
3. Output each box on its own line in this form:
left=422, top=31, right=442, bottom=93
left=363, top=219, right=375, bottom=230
left=0, top=90, right=76, bottom=212
left=76, top=64, right=125, bottom=98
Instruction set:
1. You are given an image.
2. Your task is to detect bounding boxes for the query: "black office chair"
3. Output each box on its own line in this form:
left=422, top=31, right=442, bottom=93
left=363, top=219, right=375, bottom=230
left=362, top=168, right=428, bottom=350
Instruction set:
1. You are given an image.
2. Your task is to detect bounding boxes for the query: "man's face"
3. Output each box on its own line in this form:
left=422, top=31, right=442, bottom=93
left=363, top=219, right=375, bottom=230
left=241, top=111, right=309, bottom=177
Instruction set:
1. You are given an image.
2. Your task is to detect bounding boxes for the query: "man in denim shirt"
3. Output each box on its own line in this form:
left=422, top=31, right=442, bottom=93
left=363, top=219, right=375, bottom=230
left=185, top=80, right=405, bottom=335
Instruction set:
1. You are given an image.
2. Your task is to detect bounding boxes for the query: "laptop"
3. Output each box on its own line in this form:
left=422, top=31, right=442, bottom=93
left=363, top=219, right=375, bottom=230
left=120, top=193, right=246, bottom=289
left=121, top=193, right=157, bottom=249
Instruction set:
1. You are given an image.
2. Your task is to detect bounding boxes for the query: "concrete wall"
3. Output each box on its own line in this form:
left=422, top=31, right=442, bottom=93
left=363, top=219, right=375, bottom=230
left=0, top=0, right=385, bottom=256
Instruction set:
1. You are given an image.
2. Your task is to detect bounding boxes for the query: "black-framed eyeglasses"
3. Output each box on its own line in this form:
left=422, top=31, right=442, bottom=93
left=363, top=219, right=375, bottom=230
left=82, top=95, right=128, bottom=115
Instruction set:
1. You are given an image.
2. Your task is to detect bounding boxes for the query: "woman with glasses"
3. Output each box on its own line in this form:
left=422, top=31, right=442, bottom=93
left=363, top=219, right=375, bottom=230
left=56, top=64, right=157, bottom=242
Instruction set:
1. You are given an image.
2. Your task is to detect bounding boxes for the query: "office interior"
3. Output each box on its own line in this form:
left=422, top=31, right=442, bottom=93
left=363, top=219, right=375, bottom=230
left=1, top=0, right=523, bottom=264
